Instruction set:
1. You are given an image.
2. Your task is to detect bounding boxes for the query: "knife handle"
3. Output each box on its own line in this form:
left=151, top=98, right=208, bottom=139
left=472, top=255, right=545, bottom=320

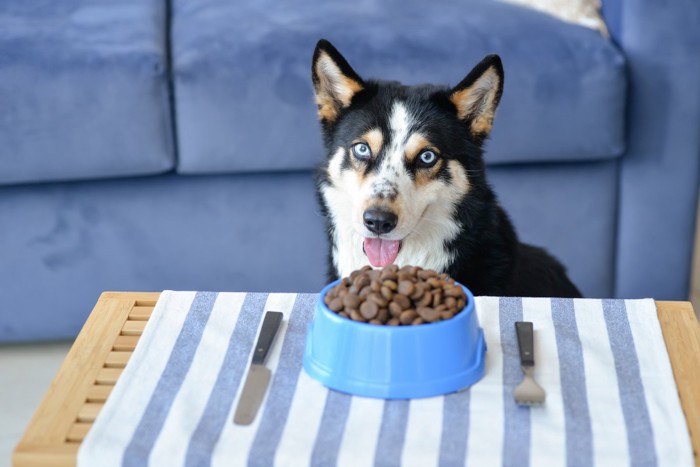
left=252, top=311, right=283, bottom=365
left=515, top=321, right=535, bottom=367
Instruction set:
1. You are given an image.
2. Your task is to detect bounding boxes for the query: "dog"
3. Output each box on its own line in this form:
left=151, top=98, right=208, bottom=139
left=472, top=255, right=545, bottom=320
left=312, top=39, right=582, bottom=298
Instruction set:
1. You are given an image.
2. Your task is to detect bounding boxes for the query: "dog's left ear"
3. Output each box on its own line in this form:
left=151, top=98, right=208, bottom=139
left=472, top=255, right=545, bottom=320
left=450, top=55, right=504, bottom=137
left=312, top=39, right=365, bottom=123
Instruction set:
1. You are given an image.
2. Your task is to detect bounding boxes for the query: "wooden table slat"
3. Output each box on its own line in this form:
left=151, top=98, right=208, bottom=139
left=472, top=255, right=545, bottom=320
left=95, top=368, right=123, bottom=385
left=128, top=306, right=153, bottom=321
left=104, top=351, right=131, bottom=368
left=76, top=403, right=103, bottom=423
left=113, top=336, right=139, bottom=352
left=66, top=423, right=92, bottom=443
left=656, top=301, right=700, bottom=464
left=99, top=292, right=161, bottom=302
left=85, top=385, right=113, bottom=403
left=13, top=444, right=78, bottom=467
left=120, top=320, right=147, bottom=336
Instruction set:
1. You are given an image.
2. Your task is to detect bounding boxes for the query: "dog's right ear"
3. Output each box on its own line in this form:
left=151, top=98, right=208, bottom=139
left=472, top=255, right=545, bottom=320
left=312, top=39, right=365, bottom=123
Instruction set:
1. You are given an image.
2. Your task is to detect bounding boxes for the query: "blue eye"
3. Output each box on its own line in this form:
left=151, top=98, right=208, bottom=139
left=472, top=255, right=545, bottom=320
left=418, top=150, right=438, bottom=166
left=352, top=143, right=372, bottom=160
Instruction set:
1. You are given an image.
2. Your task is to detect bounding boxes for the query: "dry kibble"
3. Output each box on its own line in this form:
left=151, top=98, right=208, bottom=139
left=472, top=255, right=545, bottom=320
left=444, top=285, right=463, bottom=298
left=399, top=309, right=418, bottom=325
left=418, top=269, right=437, bottom=280
left=359, top=286, right=371, bottom=299
left=410, top=283, right=425, bottom=301
left=440, top=311, right=455, bottom=320
left=381, top=264, right=399, bottom=277
left=329, top=297, right=344, bottom=312
left=393, top=294, right=411, bottom=309
left=398, top=271, right=413, bottom=282
left=353, top=274, right=370, bottom=290
left=418, top=291, right=433, bottom=308
left=325, top=266, right=467, bottom=325
left=417, top=306, right=440, bottom=322
left=343, top=293, right=361, bottom=309
left=432, top=290, right=442, bottom=308
left=350, top=310, right=366, bottom=322
left=360, top=300, right=379, bottom=320
left=388, top=302, right=403, bottom=317
left=380, top=286, right=393, bottom=301
left=368, top=293, right=388, bottom=308
left=380, top=269, right=398, bottom=282
left=398, top=280, right=415, bottom=296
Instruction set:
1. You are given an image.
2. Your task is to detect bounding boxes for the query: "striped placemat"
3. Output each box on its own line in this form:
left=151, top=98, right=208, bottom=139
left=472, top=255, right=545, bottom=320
left=78, top=292, right=692, bottom=466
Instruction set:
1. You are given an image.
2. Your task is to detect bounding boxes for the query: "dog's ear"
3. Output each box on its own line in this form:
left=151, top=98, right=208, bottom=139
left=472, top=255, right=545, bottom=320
left=450, top=55, right=504, bottom=137
left=312, top=39, right=365, bottom=123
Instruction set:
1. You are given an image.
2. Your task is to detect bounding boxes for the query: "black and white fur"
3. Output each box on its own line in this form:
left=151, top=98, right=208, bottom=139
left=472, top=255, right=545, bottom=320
left=312, top=39, right=581, bottom=298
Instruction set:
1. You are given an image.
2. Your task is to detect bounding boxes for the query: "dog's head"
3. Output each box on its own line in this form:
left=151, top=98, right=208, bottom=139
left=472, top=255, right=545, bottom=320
left=313, top=39, right=503, bottom=274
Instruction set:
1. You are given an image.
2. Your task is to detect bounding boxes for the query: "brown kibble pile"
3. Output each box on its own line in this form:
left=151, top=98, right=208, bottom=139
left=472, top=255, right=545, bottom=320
left=324, top=265, right=467, bottom=325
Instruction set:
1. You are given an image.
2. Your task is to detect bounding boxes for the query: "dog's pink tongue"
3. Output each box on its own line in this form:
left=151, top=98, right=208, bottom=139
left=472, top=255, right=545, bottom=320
left=363, top=238, right=400, bottom=267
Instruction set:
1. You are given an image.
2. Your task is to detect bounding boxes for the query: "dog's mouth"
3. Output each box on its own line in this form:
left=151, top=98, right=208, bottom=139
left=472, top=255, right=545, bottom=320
left=362, top=238, right=402, bottom=267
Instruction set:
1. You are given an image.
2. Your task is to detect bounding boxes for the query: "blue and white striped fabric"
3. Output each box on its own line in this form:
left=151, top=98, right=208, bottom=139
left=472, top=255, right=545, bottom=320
left=79, top=292, right=693, bottom=466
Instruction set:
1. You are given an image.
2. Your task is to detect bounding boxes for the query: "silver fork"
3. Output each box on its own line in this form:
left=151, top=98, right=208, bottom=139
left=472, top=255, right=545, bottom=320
left=514, top=321, right=546, bottom=406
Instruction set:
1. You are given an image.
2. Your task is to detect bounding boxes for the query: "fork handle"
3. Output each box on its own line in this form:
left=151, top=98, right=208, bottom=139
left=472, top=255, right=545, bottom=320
left=515, top=321, right=535, bottom=367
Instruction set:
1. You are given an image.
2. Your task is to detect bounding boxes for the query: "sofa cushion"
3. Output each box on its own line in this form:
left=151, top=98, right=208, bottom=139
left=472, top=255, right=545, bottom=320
left=0, top=0, right=174, bottom=186
left=172, top=0, right=626, bottom=175
left=0, top=172, right=328, bottom=342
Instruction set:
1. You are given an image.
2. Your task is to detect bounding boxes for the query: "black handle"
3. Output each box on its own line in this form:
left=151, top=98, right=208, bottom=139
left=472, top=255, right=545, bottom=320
left=252, top=311, right=283, bottom=365
left=515, top=321, right=534, bottom=367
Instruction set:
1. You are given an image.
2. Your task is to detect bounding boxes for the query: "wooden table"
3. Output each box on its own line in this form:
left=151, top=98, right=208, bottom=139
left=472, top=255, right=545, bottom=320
left=13, top=293, right=700, bottom=466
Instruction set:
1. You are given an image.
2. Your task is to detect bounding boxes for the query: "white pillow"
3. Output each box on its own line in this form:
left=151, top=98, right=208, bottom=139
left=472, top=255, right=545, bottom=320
left=500, top=0, right=609, bottom=36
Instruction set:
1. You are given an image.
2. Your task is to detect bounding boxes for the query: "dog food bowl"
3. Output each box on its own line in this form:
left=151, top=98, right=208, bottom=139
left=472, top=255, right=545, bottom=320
left=302, top=280, right=486, bottom=399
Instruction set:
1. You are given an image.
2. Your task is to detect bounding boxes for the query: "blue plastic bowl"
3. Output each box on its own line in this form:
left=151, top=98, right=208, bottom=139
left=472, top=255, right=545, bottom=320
left=303, top=280, right=486, bottom=399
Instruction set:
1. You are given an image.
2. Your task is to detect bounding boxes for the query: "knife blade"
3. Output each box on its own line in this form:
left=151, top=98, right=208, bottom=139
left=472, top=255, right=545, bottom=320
left=233, top=311, right=283, bottom=425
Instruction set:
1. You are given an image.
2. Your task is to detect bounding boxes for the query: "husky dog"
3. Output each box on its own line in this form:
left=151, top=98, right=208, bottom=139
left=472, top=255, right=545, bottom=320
left=312, top=39, right=581, bottom=297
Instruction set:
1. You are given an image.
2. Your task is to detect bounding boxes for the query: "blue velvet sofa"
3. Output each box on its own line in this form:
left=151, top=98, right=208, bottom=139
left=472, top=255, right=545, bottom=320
left=1, top=0, right=698, bottom=342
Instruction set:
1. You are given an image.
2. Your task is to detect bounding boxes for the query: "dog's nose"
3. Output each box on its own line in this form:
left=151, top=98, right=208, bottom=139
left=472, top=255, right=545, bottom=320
left=363, top=208, right=398, bottom=235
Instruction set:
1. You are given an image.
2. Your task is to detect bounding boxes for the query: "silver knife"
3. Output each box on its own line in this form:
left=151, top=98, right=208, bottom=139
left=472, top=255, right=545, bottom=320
left=233, top=311, right=284, bottom=425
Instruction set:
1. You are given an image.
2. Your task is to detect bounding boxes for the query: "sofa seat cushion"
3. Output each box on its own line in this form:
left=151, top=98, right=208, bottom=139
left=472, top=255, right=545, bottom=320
left=172, top=0, right=626, bottom=175
left=0, top=0, right=174, bottom=186
left=0, top=172, right=328, bottom=341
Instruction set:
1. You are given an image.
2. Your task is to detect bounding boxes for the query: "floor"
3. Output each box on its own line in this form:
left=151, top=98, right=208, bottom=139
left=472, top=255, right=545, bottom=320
left=0, top=342, right=71, bottom=467
left=1, top=201, right=699, bottom=466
